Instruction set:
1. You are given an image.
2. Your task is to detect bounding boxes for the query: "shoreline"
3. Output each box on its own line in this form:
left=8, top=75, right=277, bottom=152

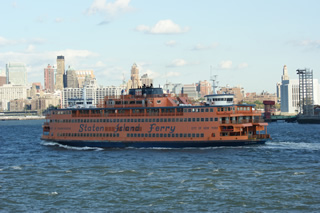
left=0, top=116, right=45, bottom=121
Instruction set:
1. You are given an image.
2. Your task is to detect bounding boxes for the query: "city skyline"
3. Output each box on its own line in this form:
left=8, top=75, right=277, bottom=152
left=0, top=0, right=320, bottom=93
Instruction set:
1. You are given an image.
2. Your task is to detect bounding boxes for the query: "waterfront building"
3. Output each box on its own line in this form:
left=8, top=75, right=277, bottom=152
left=182, top=84, right=199, bottom=99
left=6, top=62, right=27, bottom=85
left=61, top=78, right=121, bottom=108
left=141, top=73, right=153, bottom=87
left=31, top=94, right=60, bottom=111
left=0, top=84, right=28, bottom=110
left=55, top=56, right=65, bottom=91
left=44, top=64, right=55, bottom=93
left=244, top=91, right=277, bottom=103
left=279, top=65, right=320, bottom=114
left=9, top=99, right=27, bottom=111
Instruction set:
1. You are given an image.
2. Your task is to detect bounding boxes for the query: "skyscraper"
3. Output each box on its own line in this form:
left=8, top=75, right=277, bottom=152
left=55, top=56, right=65, bottom=91
left=6, top=62, right=27, bottom=85
left=127, top=63, right=142, bottom=89
left=66, top=66, right=79, bottom=88
left=44, top=64, right=55, bottom=92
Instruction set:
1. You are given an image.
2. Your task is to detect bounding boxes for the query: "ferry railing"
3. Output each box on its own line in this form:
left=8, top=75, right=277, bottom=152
left=249, top=134, right=270, bottom=140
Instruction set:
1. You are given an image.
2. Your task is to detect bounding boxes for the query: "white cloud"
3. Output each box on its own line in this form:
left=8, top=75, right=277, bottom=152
left=192, top=43, right=218, bottom=51
left=165, top=40, right=177, bottom=47
left=219, top=60, right=233, bottom=69
left=0, top=37, right=16, bottom=46
left=86, top=0, right=133, bottom=20
left=135, top=20, right=189, bottom=34
left=237, top=62, right=248, bottom=69
left=167, top=71, right=180, bottom=77
left=55, top=18, right=64, bottom=23
left=26, top=45, right=35, bottom=52
left=167, top=59, right=187, bottom=67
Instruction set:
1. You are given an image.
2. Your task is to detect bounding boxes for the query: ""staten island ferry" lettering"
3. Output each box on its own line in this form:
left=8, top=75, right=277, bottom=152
left=79, top=124, right=104, bottom=132
left=115, top=124, right=141, bottom=132
left=148, top=123, right=175, bottom=133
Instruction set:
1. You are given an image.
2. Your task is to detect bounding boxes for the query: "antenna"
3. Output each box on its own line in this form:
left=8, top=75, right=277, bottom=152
left=210, top=66, right=219, bottom=94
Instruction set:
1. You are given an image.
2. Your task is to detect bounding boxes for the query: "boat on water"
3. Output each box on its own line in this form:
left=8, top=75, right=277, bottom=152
left=41, top=85, right=270, bottom=148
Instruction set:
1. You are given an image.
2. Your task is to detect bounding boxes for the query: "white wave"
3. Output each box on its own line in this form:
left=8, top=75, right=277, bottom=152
left=41, top=141, right=103, bottom=151
left=293, top=172, right=306, bottom=175
left=11, top=166, right=22, bottom=170
left=265, top=141, right=320, bottom=150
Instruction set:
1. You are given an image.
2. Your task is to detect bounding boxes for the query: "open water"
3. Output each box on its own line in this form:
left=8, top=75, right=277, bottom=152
left=0, top=120, right=319, bottom=212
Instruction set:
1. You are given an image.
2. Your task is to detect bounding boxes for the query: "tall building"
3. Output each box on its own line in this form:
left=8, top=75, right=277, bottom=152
left=0, top=69, right=6, bottom=86
left=0, top=84, right=28, bottom=110
left=279, top=65, right=320, bottom=114
left=6, top=62, right=27, bottom=85
left=163, top=82, right=183, bottom=95
left=182, top=84, right=199, bottom=99
left=65, top=66, right=79, bottom=88
left=196, top=80, right=212, bottom=98
left=141, top=73, right=153, bottom=87
left=75, top=70, right=95, bottom=88
left=127, top=63, right=142, bottom=89
left=44, top=64, right=55, bottom=93
left=55, top=56, right=65, bottom=91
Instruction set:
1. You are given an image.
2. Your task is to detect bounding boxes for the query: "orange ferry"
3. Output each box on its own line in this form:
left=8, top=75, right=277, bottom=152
left=41, top=85, right=270, bottom=148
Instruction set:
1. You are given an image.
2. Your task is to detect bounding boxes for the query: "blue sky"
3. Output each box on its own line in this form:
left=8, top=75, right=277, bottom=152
left=0, top=0, right=320, bottom=93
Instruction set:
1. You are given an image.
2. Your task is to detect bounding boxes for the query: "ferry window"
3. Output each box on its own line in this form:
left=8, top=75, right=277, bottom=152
left=218, top=108, right=220, bottom=112
left=90, top=133, right=92, bottom=137
left=176, top=134, right=179, bottom=137
left=152, top=133, right=155, bottom=137
left=225, top=108, right=228, bottom=111
left=192, top=118, right=196, bottom=122
left=131, top=119, right=134, bottom=122
left=188, top=109, right=191, bottom=112
left=201, top=118, right=204, bottom=122
left=160, top=134, right=163, bottom=137
left=157, top=100, right=161, bottom=104
left=156, top=119, right=159, bottom=122
left=120, top=119, right=123, bottom=122
left=138, top=119, right=141, bottom=122
left=113, top=119, right=116, bottom=122
left=97, top=119, right=99, bottom=123
left=201, top=109, right=204, bottom=112
left=215, top=118, right=218, bottom=121
left=210, top=108, right=213, bottom=112
left=184, top=109, right=187, bottom=112
left=124, top=119, right=126, bottom=122
left=197, top=118, right=200, bottom=122
left=180, top=118, right=183, bottom=122
left=141, top=119, right=144, bottom=122
left=153, top=119, right=155, bottom=122
left=205, top=118, right=209, bottom=122
left=127, top=133, right=130, bottom=137
left=247, top=107, right=250, bottom=111
left=164, top=119, right=167, bottom=122
left=228, top=107, right=231, bottom=111
left=103, top=119, right=106, bottom=122
left=134, top=119, right=137, bottom=122
left=141, top=133, right=144, bottom=137
left=188, top=134, right=191, bottom=137
left=110, top=134, right=113, bottom=137
left=164, top=134, right=167, bottom=137
left=156, top=133, right=159, bottom=137
left=138, top=134, right=140, bottom=137
left=201, top=133, right=204, bottom=137
left=106, top=119, right=109, bottom=122
left=221, top=108, right=224, bottom=112
left=116, top=119, right=119, bottom=122
left=192, top=134, right=195, bottom=137
left=196, top=134, right=199, bottom=137
left=103, top=133, right=105, bottom=137
left=130, top=134, right=132, bottom=137
left=183, top=133, right=186, bottom=137
left=168, top=134, right=171, bottom=138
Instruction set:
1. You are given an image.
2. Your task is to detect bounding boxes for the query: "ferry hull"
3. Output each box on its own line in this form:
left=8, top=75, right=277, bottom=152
left=42, top=138, right=267, bottom=148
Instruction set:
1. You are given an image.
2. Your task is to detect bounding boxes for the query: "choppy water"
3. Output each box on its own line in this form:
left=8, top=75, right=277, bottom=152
left=0, top=120, right=319, bottom=212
